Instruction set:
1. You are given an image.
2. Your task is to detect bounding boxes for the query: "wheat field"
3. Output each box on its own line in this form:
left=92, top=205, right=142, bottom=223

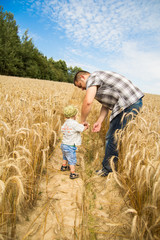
left=0, top=75, right=160, bottom=240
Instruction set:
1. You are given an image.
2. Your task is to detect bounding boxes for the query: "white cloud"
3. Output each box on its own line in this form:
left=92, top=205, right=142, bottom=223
left=34, top=0, right=160, bottom=51
left=20, top=0, right=160, bottom=94
left=110, top=41, right=160, bottom=94
left=65, top=41, right=160, bottom=94
left=67, top=60, right=98, bottom=73
left=63, top=46, right=99, bottom=72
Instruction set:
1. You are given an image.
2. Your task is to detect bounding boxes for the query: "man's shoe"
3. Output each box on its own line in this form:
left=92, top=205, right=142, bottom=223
left=95, top=168, right=110, bottom=177
left=60, top=165, right=70, bottom=171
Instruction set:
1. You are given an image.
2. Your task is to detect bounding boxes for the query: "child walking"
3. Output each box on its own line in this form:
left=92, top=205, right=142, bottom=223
left=60, top=105, right=87, bottom=179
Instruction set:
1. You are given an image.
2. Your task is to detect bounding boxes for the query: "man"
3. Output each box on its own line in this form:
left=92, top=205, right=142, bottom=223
left=74, top=70, right=144, bottom=176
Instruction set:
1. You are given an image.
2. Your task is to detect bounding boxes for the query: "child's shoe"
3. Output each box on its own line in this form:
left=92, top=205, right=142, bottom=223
left=60, top=165, right=70, bottom=171
left=70, top=172, right=79, bottom=179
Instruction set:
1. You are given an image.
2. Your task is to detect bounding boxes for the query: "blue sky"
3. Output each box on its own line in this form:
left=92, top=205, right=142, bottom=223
left=1, top=0, right=160, bottom=95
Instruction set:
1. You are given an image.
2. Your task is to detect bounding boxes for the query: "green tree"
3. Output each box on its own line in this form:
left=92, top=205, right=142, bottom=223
left=0, top=6, right=82, bottom=83
left=0, top=6, right=23, bottom=76
left=21, top=30, right=40, bottom=78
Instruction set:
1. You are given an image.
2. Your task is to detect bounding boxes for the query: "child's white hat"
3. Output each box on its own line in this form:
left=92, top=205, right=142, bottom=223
left=64, top=105, right=78, bottom=118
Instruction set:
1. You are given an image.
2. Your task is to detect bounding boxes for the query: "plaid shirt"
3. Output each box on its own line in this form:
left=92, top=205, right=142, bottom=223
left=86, top=71, right=144, bottom=122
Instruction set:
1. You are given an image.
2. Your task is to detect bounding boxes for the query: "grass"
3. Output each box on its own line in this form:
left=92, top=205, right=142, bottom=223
left=0, top=75, right=160, bottom=239
left=110, top=94, right=160, bottom=239
left=0, top=75, right=75, bottom=239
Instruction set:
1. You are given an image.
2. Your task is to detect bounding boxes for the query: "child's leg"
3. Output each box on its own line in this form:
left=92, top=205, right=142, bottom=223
left=62, top=159, right=68, bottom=166
left=60, top=144, right=70, bottom=171
left=61, top=159, right=70, bottom=171
left=70, top=164, right=75, bottom=173
left=66, top=146, right=79, bottom=179
left=69, top=164, right=79, bottom=179
left=68, top=146, right=77, bottom=173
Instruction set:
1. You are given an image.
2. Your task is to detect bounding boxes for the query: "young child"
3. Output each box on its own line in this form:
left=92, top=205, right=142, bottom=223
left=60, top=105, right=87, bottom=179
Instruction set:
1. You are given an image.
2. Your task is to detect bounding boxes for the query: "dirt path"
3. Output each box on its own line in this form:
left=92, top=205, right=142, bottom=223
left=16, top=144, right=84, bottom=239
left=16, top=142, right=127, bottom=240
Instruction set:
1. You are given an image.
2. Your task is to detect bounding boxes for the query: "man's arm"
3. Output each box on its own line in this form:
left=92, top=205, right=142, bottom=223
left=81, top=86, right=97, bottom=123
left=92, top=106, right=109, bottom=132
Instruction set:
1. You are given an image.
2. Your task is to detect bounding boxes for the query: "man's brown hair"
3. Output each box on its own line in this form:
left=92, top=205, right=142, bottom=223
left=74, top=71, right=90, bottom=85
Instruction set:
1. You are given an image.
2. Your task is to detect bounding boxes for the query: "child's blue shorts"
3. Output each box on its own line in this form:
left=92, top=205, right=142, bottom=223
left=60, top=144, right=77, bottom=166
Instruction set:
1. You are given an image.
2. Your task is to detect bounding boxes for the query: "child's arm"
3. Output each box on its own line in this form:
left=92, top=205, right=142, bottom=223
left=83, top=123, right=89, bottom=131
left=74, top=121, right=89, bottom=132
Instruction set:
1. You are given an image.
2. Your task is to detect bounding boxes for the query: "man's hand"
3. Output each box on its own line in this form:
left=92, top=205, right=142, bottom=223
left=92, top=122, right=102, bottom=132
left=92, top=106, right=109, bottom=132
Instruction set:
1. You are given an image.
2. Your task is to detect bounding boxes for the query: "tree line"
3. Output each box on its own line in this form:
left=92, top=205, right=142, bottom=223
left=0, top=6, right=82, bottom=83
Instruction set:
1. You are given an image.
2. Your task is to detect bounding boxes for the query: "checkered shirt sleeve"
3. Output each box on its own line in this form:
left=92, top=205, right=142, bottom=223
left=86, top=71, right=144, bottom=121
